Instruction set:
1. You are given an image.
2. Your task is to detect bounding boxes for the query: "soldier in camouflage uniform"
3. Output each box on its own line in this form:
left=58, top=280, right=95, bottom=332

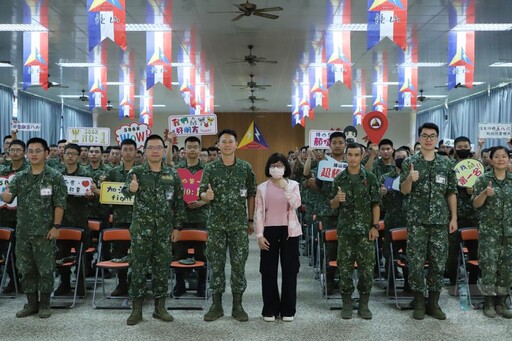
left=54, top=143, right=94, bottom=297
left=368, top=139, right=395, bottom=181
left=199, top=129, right=256, bottom=322
left=0, top=140, right=28, bottom=293
left=400, top=123, right=458, bottom=320
left=2, top=137, right=67, bottom=319
left=104, top=139, right=137, bottom=297
left=330, top=143, right=380, bottom=320
left=122, top=134, right=185, bottom=326
left=472, top=146, right=512, bottom=318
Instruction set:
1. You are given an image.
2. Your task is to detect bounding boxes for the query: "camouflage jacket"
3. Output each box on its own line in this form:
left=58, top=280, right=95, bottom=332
left=371, top=158, right=395, bottom=182
left=46, top=157, right=63, bottom=171
left=0, top=160, right=29, bottom=225
left=199, top=157, right=256, bottom=231
left=175, top=160, right=208, bottom=225
left=9, top=165, right=67, bottom=237
left=122, top=162, right=185, bottom=233
left=106, top=163, right=134, bottom=225
left=380, top=169, right=407, bottom=229
left=61, top=165, right=93, bottom=229
left=400, top=152, right=457, bottom=226
left=331, top=167, right=381, bottom=235
left=472, top=171, right=512, bottom=237
left=85, top=163, right=111, bottom=218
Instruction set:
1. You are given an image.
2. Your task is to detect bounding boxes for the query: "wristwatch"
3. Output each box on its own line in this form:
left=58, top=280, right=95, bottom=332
left=52, top=224, right=61, bottom=229
left=248, top=219, right=254, bottom=223
left=372, top=223, right=380, bottom=230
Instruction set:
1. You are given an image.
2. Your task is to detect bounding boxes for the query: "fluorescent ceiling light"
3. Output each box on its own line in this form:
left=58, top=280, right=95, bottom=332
left=472, top=81, right=485, bottom=85
left=356, top=95, right=373, bottom=98
left=373, top=82, right=398, bottom=85
left=326, top=23, right=367, bottom=31
left=125, top=24, right=172, bottom=31
left=106, top=82, right=132, bottom=86
left=57, top=62, right=103, bottom=68
left=134, top=95, right=152, bottom=98
left=214, top=105, right=220, bottom=107
left=340, top=105, right=354, bottom=107
left=0, top=24, right=48, bottom=32
left=418, top=95, right=447, bottom=98
left=452, top=23, right=512, bottom=31
left=171, top=62, right=194, bottom=67
left=0, top=62, right=13, bottom=68
left=489, top=62, right=512, bottom=67
left=58, top=95, right=83, bottom=98
left=399, top=62, right=446, bottom=67
left=152, top=104, right=166, bottom=107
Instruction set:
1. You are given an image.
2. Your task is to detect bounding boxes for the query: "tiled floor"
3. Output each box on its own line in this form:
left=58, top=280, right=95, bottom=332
left=0, top=235, right=511, bottom=341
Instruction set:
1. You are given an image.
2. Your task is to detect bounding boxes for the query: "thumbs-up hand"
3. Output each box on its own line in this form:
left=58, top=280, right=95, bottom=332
left=337, top=186, right=346, bottom=203
left=129, top=174, right=139, bottom=193
left=2, top=183, right=12, bottom=203
left=307, top=174, right=316, bottom=188
left=205, top=183, right=214, bottom=201
left=485, top=181, right=495, bottom=197
left=409, top=163, right=419, bottom=182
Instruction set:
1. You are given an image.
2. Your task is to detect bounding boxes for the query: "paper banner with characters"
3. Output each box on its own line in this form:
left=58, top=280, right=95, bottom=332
left=309, top=130, right=332, bottom=149
left=99, top=181, right=134, bottom=205
left=115, top=122, right=152, bottom=150
left=63, top=176, right=93, bottom=196
left=168, top=114, right=217, bottom=136
left=453, top=159, right=484, bottom=188
left=478, top=123, right=512, bottom=139
left=67, top=127, right=110, bottom=146
left=11, top=120, right=41, bottom=132
left=176, top=168, right=203, bottom=204
left=0, top=173, right=16, bottom=209
left=317, top=156, right=348, bottom=182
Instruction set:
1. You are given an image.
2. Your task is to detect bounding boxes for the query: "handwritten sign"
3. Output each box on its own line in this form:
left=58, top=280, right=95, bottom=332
left=176, top=168, right=203, bottom=204
left=479, top=123, right=512, bottom=139
left=443, top=138, right=455, bottom=148
left=115, top=122, right=152, bottom=150
left=317, top=156, right=347, bottom=182
left=99, top=181, right=134, bottom=205
left=63, top=176, right=93, bottom=196
left=309, top=130, right=332, bottom=149
left=168, top=114, right=217, bottom=136
left=67, top=127, right=110, bottom=146
left=453, top=159, right=484, bottom=188
left=0, top=173, right=16, bottom=209
left=11, top=121, right=41, bottom=132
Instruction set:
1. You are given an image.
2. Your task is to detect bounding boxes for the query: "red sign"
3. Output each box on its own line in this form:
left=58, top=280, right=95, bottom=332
left=176, top=168, right=203, bottom=204
left=362, top=110, right=389, bottom=144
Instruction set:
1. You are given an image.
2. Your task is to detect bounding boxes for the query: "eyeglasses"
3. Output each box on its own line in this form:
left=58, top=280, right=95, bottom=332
left=185, top=145, right=200, bottom=150
left=145, top=146, right=164, bottom=151
left=9, top=148, right=24, bottom=154
left=27, top=149, right=45, bottom=154
left=420, top=134, right=438, bottom=141
left=64, top=152, right=79, bottom=156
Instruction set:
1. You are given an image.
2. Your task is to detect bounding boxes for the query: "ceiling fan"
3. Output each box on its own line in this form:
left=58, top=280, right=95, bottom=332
left=228, top=44, right=278, bottom=66
left=417, top=89, right=443, bottom=102
left=237, top=89, right=268, bottom=103
left=21, top=74, right=69, bottom=89
left=208, top=1, right=283, bottom=21
left=243, top=105, right=262, bottom=112
left=232, top=74, right=271, bottom=90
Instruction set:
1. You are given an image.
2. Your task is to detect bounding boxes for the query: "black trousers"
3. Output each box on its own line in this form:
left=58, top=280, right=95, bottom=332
left=260, top=226, right=300, bottom=317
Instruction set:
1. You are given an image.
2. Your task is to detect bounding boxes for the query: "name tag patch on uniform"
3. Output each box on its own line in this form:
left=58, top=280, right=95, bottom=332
left=166, top=190, right=174, bottom=200
left=41, top=187, right=52, bottom=196
left=435, top=175, right=447, bottom=185
left=240, top=188, right=247, bottom=197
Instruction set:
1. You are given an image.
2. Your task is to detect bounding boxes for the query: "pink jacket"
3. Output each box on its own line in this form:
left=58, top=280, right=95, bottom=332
left=254, top=179, right=302, bottom=238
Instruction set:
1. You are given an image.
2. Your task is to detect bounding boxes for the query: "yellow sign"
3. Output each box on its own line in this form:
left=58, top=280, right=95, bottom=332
left=453, top=159, right=484, bottom=188
left=99, top=181, right=134, bottom=205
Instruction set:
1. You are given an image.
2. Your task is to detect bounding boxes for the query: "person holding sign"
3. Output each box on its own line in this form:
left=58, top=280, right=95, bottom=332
left=254, top=153, right=301, bottom=322
left=2, top=137, right=67, bottom=319
left=0, top=139, right=28, bottom=294
left=329, top=143, right=381, bottom=320
left=199, top=129, right=256, bottom=322
left=472, top=146, right=512, bottom=319
left=400, top=123, right=458, bottom=321
left=54, top=144, right=94, bottom=297
left=122, top=134, right=185, bottom=326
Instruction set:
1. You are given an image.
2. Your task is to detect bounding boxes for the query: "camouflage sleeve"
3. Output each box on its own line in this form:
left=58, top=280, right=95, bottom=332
left=471, top=176, right=485, bottom=202
left=122, top=168, right=138, bottom=198
left=399, top=158, right=411, bottom=187
left=246, top=163, right=257, bottom=197
left=8, top=172, right=19, bottom=200
left=446, top=164, right=458, bottom=195
left=105, top=167, right=115, bottom=182
left=171, top=171, right=186, bottom=229
left=199, top=164, right=211, bottom=195
left=330, top=176, right=340, bottom=200
left=369, top=173, right=381, bottom=205
left=52, top=173, right=68, bottom=210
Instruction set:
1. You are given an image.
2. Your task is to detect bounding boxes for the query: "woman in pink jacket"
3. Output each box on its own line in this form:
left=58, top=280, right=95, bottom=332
left=254, top=153, right=302, bottom=322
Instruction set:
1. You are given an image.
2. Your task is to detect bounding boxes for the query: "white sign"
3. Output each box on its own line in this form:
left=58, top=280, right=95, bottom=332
left=443, top=138, right=455, bottom=148
left=317, top=156, right=348, bottom=182
left=63, top=176, right=93, bottom=196
left=67, top=127, right=110, bottom=146
left=114, top=122, right=152, bottom=150
left=168, top=114, right=217, bottom=136
left=11, top=121, right=41, bottom=132
left=478, top=123, right=512, bottom=139
left=0, top=173, right=16, bottom=208
left=309, top=130, right=332, bottom=149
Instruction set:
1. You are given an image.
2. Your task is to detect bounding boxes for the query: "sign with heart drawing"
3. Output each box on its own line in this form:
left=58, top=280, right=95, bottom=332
left=63, top=176, right=93, bottom=196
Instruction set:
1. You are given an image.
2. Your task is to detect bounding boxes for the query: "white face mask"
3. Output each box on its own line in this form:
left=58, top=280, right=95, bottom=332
left=269, top=167, right=285, bottom=179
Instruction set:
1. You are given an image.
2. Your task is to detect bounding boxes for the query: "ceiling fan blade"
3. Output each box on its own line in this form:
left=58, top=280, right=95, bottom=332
left=254, top=7, right=283, bottom=12
left=234, top=4, right=248, bottom=12
left=226, top=60, right=246, bottom=64
left=253, top=12, right=279, bottom=19
left=207, top=10, right=240, bottom=14
left=258, top=60, right=278, bottom=64
left=232, top=13, right=245, bottom=21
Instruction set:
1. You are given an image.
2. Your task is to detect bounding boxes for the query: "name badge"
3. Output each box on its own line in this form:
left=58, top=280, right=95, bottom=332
left=41, top=187, right=52, bottom=196
left=240, top=188, right=247, bottom=197
left=166, top=190, right=174, bottom=200
left=435, top=175, right=447, bottom=185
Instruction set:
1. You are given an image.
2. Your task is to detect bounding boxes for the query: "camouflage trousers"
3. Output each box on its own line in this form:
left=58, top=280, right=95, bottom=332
left=206, top=228, right=248, bottom=294
left=478, top=235, right=512, bottom=296
left=407, top=224, right=448, bottom=292
left=129, top=224, right=171, bottom=299
left=16, top=235, right=56, bottom=294
left=337, top=234, right=375, bottom=295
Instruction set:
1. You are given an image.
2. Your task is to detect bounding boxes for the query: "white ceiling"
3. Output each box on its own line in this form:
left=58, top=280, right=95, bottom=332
left=1, top=0, right=512, bottom=118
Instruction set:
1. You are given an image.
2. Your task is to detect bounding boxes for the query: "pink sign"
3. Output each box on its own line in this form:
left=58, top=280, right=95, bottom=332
left=176, top=168, right=203, bottom=204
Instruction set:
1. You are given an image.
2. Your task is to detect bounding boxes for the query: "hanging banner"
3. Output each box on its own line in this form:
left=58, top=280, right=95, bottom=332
left=114, top=122, right=152, bottom=150
left=448, top=0, right=475, bottom=90
left=309, top=29, right=329, bottom=111
left=176, top=168, right=203, bottom=204
left=168, top=114, right=217, bottom=136
left=204, top=67, right=215, bottom=114
left=352, top=68, right=366, bottom=126
left=22, top=0, right=49, bottom=90
left=299, top=52, right=314, bottom=121
left=119, top=49, right=135, bottom=119
left=291, top=70, right=304, bottom=127
left=87, top=0, right=126, bottom=51
left=88, top=44, right=108, bottom=110
left=238, top=121, right=269, bottom=150
left=372, top=51, right=388, bottom=116
left=140, top=77, right=154, bottom=126
left=191, top=48, right=206, bottom=115
left=367, top=0, right=408, bottom=51
left=67, top=127, right=110, bottom=146
left=100, top=181, right=134, bottom=205
left=398, top=27, right=418, bottom=110
left=326, top=0, right=352, bottom=89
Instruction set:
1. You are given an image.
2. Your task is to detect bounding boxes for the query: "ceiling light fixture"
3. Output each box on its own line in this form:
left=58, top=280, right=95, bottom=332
left=152, top=104, right=167, bottom=107
left=0, top=62, right=13, bottom=68
left=0, top=24, right=48, bottom=32
left=373, top=82, right=399, bottom=86
left=489, top=62, right=512, bottom=67
left=125, top=24, right=172, bottom=32
left=340, top=105, right=354, bottom=107
left=452, top=23, right=512, bottom=31
left=326, top=23, right=367, bottom=31
left=399, top=62, right=446, bottom=67
left=106, top=82, right=132, bottom=86
left=56, top=62, right=103, bottom=68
